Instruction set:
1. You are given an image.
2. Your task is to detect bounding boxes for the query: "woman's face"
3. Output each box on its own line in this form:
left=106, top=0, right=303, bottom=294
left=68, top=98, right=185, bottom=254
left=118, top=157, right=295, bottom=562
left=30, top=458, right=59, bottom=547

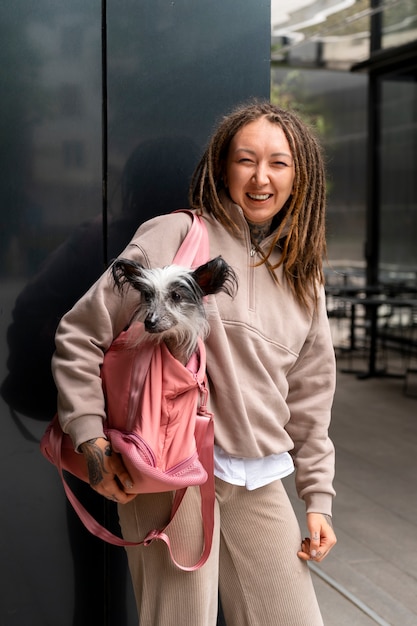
left=225, top=116, right=295, bottom=224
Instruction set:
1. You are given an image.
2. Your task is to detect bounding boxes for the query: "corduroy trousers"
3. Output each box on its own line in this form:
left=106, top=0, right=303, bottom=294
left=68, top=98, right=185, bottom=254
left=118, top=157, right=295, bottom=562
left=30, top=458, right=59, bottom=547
left=118, top=477, right=324, bottom=626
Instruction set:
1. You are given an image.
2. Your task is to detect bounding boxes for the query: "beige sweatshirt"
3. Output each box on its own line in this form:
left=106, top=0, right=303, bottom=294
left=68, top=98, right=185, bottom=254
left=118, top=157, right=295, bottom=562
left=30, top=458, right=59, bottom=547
left=52, top=197, right=336, bottom=515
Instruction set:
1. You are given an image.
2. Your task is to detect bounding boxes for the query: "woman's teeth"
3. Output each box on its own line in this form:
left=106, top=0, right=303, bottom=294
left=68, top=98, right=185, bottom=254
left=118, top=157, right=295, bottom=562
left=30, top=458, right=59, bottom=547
left=247, top=193, right=270, bottom=200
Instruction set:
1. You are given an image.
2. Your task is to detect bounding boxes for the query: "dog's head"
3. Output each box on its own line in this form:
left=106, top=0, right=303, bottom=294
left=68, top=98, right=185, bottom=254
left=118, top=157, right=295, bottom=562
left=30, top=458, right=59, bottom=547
left=111, top=256, right=237, bottom=339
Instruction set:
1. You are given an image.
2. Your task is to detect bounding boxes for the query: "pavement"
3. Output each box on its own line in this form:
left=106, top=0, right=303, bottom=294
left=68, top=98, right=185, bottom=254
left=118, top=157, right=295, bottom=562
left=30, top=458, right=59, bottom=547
left=282, top=350, right=417, bottom=626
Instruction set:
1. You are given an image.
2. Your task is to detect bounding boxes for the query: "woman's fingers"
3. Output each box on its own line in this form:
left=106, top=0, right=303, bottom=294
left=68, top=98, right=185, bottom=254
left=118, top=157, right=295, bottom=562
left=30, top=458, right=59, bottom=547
left=81, top=437, right=136, bottom=503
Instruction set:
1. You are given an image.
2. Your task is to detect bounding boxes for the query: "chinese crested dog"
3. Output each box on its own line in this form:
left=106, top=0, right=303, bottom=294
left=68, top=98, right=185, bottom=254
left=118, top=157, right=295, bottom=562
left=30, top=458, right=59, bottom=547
left=112, top=256, right=237, bottom=365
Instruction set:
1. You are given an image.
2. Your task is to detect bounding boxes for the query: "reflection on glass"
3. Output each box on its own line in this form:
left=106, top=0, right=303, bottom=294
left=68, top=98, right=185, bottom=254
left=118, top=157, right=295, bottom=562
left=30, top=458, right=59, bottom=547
left=382, top=0, right=417, bottom=50
left=271, top=66, right=367, bottom=265
left=0, top=2, right=122, bottom=625
left=1, top=0, right=270, bottom=624
left=380, top=70, right=417, bottom=277
left=271, top=0, right=372, bottom=70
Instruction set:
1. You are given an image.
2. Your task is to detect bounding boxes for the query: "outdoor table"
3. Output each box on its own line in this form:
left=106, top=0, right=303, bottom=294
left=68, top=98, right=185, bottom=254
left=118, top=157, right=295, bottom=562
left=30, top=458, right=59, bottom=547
left=330, top=293, right=417, bottom=379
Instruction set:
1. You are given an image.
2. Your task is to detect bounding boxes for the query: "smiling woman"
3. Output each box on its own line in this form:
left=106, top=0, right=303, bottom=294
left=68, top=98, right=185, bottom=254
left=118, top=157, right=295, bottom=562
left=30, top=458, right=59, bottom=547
left=52, top=100, right=336, bottom=626
left=224, top=117, right=295, bottom=224
left=190, top=101, right=327, bottom=308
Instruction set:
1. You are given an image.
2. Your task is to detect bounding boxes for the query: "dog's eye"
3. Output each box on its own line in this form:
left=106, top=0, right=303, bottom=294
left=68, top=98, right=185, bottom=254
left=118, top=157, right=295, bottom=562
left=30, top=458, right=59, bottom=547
left=141, top=291, right=152, bottom=302
left=170, top=290, right=182, bottom=302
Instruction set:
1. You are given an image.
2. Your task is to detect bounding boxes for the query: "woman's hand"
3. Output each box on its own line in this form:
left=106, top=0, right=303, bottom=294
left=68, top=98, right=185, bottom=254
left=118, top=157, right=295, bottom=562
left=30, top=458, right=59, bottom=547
left=80, top=437, right=136, bottom=504
left=298, top=512, right=337, bottom=562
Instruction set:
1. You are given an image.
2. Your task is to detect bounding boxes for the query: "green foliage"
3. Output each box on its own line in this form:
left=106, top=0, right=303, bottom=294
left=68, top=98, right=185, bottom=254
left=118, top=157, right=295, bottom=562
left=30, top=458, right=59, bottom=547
left=270, top=69, right=330, bottom=138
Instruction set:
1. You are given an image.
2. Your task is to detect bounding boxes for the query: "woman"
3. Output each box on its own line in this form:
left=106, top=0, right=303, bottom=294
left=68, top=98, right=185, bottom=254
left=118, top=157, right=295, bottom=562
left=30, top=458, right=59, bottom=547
left=53, top=101, right=337, bottom=625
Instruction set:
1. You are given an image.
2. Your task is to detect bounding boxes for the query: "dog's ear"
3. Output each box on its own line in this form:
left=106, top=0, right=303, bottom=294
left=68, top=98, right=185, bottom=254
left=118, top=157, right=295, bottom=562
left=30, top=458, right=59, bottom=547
left=192, top=256, right=238, bottom=297
left=111, top=258, right=146, bottom=291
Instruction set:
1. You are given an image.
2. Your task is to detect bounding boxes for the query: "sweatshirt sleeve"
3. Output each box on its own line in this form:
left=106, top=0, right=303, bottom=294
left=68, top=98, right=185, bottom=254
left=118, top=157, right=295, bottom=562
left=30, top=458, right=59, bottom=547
left=52, top=211, right=192, bottom=450
left=52, top=266, right=138, bottom=450
left=285, top=286, right=336, bottom=516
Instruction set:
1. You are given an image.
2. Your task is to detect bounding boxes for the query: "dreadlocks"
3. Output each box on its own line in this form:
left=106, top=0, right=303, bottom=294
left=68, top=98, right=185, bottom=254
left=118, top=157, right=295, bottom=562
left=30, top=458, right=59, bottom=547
left=189, top=100, right=327, bottom=309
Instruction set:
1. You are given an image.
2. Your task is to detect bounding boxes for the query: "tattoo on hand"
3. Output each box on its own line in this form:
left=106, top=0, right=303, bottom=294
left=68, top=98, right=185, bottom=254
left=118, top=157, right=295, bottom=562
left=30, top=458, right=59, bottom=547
left=82, top=438, right=112, bottom=487
left=322, top=514, right=333, bottom=528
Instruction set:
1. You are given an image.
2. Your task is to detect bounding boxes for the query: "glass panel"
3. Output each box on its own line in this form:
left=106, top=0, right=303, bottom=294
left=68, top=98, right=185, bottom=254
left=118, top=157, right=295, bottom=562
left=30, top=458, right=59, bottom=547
left=379, top=68, right=417, bottom=282
left=106, top=0, right=271, bottom=230
left=271, top=66, right=368, bottom=268
left=382, top=0, right=417, bottom=51
left=272, top=0, right=417, bottom=68
left=1, top=0, right=270, bottom=624
left=272, top=0, right=372, bottom=70
left=0, top=1, right=135, bottom=625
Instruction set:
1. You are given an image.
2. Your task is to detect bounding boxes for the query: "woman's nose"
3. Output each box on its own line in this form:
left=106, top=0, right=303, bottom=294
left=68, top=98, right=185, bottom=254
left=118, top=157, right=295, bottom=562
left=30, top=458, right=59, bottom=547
left=252, top=163, right=269, bottom=186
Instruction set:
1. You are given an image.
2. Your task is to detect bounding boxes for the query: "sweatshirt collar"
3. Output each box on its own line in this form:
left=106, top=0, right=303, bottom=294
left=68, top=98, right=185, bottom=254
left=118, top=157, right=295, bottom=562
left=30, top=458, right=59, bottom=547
left=219, top=190, right=291, bottom=243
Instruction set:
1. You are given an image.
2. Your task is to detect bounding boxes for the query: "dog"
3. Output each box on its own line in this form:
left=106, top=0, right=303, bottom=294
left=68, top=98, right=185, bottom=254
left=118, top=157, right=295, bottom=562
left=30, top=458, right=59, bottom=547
left=111, top=256, right=237, bottom=365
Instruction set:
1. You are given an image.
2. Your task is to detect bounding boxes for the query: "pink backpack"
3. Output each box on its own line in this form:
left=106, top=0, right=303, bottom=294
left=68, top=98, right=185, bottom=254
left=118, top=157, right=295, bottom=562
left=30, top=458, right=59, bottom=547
left=40, top=211, right=215, bottom=570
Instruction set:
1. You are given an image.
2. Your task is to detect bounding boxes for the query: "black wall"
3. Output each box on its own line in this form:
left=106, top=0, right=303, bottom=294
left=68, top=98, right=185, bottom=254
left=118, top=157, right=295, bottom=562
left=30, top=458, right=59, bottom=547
left=0, top=1, right=270, bottom=624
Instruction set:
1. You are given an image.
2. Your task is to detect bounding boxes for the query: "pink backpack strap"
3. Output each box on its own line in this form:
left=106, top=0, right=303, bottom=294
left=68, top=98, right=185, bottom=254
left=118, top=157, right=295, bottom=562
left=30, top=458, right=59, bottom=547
left=172, top=209, right=209, bottom=267
left=49, top=209, right=215, bottom=570
left=48, top=412, right=215, bottom=571
left=141, top=414, right=215, bottom=570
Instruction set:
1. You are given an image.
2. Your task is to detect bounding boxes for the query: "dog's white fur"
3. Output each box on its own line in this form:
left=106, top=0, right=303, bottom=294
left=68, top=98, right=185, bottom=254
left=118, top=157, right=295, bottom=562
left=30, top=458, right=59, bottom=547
left=112, top=257, right=237, bottom=365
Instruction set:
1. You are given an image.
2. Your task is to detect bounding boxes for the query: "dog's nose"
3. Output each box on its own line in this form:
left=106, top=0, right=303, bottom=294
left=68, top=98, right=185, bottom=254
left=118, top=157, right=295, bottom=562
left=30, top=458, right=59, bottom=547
left=144, top=317, right=158, bottom=332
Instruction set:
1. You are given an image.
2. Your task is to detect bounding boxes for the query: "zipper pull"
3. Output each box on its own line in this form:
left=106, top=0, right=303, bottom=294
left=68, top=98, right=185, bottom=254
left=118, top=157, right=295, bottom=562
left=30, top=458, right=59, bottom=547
left=250, top=246, right=256, bottom=257
left=197, top=383, right=211, bottom=416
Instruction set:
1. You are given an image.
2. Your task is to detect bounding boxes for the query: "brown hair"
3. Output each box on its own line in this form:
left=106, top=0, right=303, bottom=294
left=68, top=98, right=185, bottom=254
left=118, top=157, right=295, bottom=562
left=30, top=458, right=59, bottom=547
left=189, top=100, right=327, bottom=309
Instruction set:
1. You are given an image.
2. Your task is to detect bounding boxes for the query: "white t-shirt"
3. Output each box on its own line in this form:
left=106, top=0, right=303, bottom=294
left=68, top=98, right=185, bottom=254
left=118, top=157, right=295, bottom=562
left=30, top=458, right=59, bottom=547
left=214, top=445, right=294, bottom=491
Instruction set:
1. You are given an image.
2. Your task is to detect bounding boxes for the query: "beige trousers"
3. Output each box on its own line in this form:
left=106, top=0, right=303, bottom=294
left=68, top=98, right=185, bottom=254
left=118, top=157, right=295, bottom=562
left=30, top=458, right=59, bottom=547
left=118, top=478, right=323, bottom=626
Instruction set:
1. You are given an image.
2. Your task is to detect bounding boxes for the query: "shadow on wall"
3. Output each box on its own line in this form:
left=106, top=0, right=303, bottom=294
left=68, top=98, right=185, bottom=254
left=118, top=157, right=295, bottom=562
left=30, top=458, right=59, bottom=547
left=1, top=136, right=200, bottom=626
